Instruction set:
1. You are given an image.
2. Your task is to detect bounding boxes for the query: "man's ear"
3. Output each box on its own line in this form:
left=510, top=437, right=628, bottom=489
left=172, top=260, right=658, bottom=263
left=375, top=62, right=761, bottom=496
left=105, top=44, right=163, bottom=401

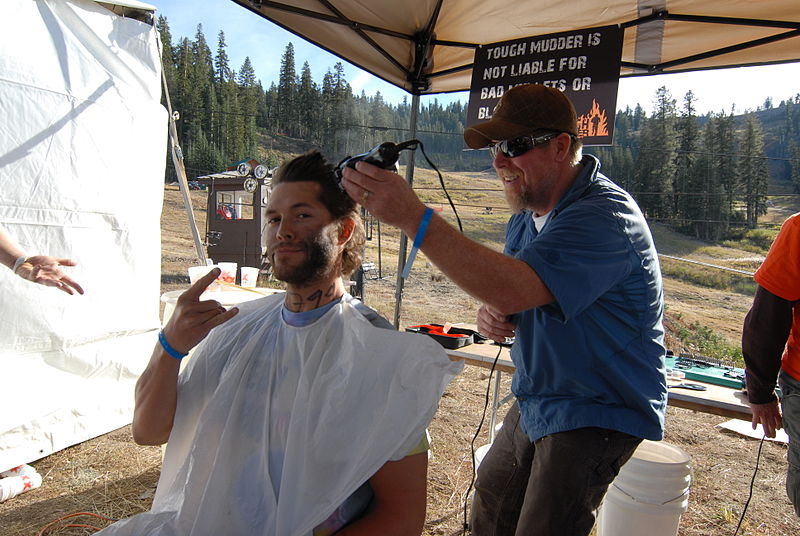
left=337, top=217, right=356, bottom=245
left=553, top=132, right=573, bottom=163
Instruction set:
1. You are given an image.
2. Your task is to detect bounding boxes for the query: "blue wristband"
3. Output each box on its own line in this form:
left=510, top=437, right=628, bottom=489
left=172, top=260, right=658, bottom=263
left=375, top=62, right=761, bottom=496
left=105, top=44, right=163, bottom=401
left=158, top=330, right=188, bottom=360
left=401, top=207, right=434, bottom=279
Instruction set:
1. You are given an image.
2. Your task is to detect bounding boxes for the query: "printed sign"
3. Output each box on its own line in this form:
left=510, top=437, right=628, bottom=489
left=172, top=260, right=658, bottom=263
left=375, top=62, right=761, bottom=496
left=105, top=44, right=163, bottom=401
left=466, top=25, right=623, bottom=146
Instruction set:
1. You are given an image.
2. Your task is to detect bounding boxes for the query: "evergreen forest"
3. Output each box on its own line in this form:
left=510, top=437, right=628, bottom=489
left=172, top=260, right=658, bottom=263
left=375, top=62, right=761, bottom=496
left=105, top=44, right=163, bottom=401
left=157, top=18, right=800, bottom=241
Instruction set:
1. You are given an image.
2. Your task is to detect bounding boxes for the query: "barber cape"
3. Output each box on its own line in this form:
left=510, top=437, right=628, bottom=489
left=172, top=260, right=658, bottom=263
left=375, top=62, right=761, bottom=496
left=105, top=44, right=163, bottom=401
left=98, top=294, right=462, bottom=536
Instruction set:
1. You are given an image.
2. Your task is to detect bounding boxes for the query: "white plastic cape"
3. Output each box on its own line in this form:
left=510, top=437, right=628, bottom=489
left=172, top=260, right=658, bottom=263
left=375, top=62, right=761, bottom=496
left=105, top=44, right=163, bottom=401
left=98, top=294, right=462, bottom=536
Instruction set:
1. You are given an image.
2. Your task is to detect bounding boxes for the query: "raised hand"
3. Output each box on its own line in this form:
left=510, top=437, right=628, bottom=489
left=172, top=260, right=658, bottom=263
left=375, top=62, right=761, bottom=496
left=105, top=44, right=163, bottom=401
left=161, top=268, right=239, bottom=354
left=16, top=256, right=84, bottom=295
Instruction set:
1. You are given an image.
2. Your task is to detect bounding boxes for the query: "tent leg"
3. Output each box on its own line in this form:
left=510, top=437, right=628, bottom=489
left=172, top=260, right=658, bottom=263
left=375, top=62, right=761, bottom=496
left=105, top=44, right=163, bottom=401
left=392, top=93, right=420, bottom=329
left=157, top=33, right=206, bottom=265
left=170, top=145, right=207, bottom=265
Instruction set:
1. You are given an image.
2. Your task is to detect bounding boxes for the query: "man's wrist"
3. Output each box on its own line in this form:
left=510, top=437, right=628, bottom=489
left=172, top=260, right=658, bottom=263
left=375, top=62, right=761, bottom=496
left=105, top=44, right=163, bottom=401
left=158, top=330, right=188, bottom=360
left=12, top=255, right=30, bottom=274
left=747, top=391, right=778, bottom=405
left=403, top=204, right=430, bottom=238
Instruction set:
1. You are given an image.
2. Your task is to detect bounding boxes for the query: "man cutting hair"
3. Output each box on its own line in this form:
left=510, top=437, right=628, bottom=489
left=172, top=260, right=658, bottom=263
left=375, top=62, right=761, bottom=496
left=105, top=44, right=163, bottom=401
left=98, top=150, right=461, bottom=535
left=342, top=84, right=666, bottom=535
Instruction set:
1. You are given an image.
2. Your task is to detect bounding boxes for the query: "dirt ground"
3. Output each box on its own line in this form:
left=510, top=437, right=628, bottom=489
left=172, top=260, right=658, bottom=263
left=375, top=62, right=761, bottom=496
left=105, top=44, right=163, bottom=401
left=2, top=184, right=799, bottom=535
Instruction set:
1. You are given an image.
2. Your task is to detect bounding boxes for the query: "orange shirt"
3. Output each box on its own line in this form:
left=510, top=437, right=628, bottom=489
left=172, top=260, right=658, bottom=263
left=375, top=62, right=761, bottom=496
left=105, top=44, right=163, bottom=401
left=755, top=213, right=800, bottom=381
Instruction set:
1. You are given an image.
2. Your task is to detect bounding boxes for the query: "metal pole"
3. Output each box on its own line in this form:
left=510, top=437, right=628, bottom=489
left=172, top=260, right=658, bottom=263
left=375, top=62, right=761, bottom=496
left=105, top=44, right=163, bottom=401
left=167, top=116, right=207, bottom=265
left=377, top=221, right=382, bottom=279
left=392, top=93, right=420, bottom=329
left=489, top=371, right=502, bottom=443
left=157, top=34, right=206, bottom=265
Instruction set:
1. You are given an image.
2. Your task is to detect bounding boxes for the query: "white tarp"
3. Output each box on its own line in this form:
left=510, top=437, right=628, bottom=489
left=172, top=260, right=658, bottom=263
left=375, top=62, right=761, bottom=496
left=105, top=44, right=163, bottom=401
left=0, top=0, right=166, bottom=472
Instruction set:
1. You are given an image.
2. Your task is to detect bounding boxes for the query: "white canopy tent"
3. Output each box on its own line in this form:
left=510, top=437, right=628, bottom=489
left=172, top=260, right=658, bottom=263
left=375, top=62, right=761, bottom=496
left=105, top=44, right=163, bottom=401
left=231, top=0, right=800, bottom=326
left=0, top=0, right=167, bottom=472
left=230, top=0, right=800, bottom=95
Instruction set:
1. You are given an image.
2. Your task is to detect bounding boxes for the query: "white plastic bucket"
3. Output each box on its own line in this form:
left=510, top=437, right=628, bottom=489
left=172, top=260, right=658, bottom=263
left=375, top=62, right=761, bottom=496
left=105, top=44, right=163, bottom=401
left=473, top=443, right=492, bottom=478
left=597, top=440, right=692, bottom=536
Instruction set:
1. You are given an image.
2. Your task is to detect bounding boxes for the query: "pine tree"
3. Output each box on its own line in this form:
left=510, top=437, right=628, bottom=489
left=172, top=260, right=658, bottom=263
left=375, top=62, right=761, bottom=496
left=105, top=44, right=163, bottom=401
left=210, top=31, right=228, bottom=151
left=187, top=125, right=225, bottom=173
left=697, top=112, right=737, bottom=240
left=296, top=61, right=319, bottom=141
left=237, top=57, right=259, bottom=158
left=716, top=110, right=738, bottom=232
left=789, top=140, right=800, bottom=193
left=694, top=120, right=719, bottom=239
left=180, top=24, right=215, bottom=170
left=634, top=87, right=677, bottom=220
left=255, top=81, right=269, bottom=130
left=277, top=43, right=297, bottom=135
left=632, top=104, right=646, bottom=132
left=264, top=82, right=278, bottom=130
left=214, top=31, right=232, bottom=84
left=674, top=91, right=701, bottom=230
left=156, top=16, right=177, bottom=99
left=192, top=24, right=214, bottom=135
left=331, top=62, right=354, bottom=157
left=738, top=114, right=769, bottom=228
left=174, top=37, right=195, bottom=157
left=320, top=69, right=336, bottom=154
left=368, top=91, right=391, bottom=151
left=156, top=16, right=178, bottom=182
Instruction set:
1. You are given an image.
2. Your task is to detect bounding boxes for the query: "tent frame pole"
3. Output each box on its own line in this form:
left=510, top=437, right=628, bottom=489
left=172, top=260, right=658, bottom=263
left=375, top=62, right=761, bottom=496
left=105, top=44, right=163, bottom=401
left=157, top=34, right=207, bottom=265
left=392, top=93, right=420, bottom=329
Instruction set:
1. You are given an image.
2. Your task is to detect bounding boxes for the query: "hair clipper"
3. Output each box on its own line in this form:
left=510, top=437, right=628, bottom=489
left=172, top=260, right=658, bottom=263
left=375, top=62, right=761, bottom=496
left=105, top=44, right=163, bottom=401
left=333, top=140, right=419, bottom=189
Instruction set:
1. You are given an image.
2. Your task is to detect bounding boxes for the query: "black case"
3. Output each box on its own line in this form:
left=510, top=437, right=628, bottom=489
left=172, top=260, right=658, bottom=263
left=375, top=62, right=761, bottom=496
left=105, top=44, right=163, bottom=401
left=405, top=324, right=475, bottom=349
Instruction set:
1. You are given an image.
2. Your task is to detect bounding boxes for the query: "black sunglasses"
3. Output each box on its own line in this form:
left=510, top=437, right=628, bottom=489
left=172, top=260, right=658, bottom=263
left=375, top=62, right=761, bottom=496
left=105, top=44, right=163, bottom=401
left=488, top=132, right=562, bottom=159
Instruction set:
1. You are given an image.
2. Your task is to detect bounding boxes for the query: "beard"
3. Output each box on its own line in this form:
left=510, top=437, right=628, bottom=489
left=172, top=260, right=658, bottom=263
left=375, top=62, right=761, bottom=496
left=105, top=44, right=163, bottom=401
left=269, top=230, right=338, bottom=286
left=503, top=167, right=559, bottom=215
left=504, top=188, right=525, bottom=214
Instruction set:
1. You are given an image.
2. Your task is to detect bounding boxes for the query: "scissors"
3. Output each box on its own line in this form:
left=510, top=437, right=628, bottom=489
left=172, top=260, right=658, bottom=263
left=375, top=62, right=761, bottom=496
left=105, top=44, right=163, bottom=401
left=668, top=383, right=707, bottom=391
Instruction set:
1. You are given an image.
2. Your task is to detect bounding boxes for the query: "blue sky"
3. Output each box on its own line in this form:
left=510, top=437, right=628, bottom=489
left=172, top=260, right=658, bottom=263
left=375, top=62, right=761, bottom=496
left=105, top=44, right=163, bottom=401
left=151, top=0, right=800, bottom=115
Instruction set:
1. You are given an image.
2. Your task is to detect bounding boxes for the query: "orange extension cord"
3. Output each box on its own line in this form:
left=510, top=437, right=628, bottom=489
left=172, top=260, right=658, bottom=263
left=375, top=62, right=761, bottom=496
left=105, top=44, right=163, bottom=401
left=37, top=512, right=117, bottom=535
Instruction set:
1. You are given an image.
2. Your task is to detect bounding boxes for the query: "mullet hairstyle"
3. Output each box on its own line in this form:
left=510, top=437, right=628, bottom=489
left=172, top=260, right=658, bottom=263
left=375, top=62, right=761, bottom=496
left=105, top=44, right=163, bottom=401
left=270, top=150, right=365, bottom=276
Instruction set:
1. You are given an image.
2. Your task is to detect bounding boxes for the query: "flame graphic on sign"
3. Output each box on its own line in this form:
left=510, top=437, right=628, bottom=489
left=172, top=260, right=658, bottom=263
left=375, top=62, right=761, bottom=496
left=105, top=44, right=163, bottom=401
left=577, top=99, right=609, bottom=137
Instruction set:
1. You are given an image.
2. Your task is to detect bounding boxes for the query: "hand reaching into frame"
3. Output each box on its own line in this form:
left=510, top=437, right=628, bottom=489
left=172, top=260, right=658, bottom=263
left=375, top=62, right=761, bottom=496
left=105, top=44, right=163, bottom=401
left=15, top=256, right=84, bottom=295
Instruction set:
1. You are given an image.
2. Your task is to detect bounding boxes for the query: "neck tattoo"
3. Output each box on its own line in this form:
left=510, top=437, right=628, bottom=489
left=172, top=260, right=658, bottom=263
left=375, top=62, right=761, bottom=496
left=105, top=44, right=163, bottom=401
left=285, top=283, right=339, bottom=312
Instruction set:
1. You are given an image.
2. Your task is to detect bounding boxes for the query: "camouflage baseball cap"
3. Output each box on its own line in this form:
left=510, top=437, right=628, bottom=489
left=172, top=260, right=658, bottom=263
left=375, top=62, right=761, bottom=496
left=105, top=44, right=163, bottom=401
left=464, top=84, right=578, bottom=149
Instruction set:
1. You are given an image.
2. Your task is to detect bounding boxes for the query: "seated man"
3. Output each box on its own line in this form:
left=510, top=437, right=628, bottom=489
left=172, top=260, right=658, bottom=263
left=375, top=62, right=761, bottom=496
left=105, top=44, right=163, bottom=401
left=98, top=151, right=461, bottom=535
